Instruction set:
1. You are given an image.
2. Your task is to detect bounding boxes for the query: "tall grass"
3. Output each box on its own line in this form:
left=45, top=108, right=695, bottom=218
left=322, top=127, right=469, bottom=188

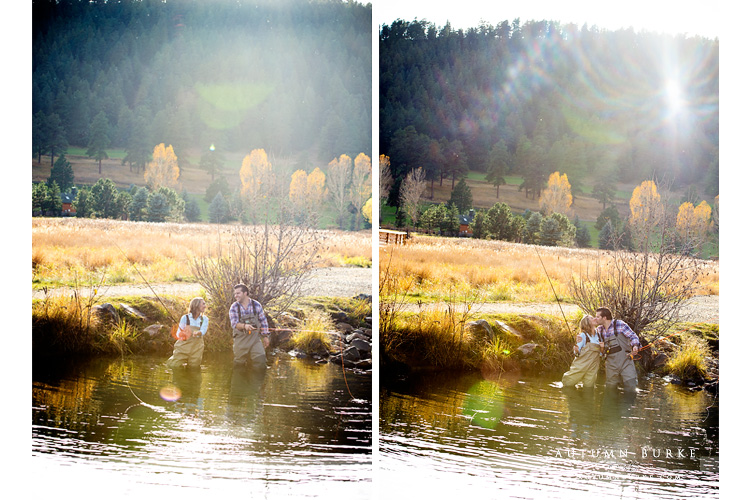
left=32, top=218, right=371, bottom=287
left=379, top=234, right=719, bottom=304
left=666, top=334, right=710, bottom=380
left=290, top=309, right=335, bottom=355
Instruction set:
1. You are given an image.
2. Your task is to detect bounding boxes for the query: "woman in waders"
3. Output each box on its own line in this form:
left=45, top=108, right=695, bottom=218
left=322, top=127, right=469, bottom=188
left=166, top=297, right=209, bottom=369
left=561, top=315, right=602, bottom=388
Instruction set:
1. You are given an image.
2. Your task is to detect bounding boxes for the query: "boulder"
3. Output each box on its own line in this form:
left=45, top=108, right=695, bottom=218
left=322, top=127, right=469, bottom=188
left=336, top=322, right=355, bottom=333
left=119, top=303, right=147, bottom=320
left=144, top=324, right=165, bottom=337
left=517, top=343, right=540, bottom=357
left=466, top=319, right=494, bottom=339
left=93, top=303, right=119, bottom=324
left=495, top=320, right=523, bottom=341
left=351, top=338, right=371, bottom=353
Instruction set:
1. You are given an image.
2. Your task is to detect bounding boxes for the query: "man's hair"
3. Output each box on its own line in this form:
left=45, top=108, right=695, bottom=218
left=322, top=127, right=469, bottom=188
left=595, top=307, right=613, bottom=321
left=234, top=283, right=249, bottom=295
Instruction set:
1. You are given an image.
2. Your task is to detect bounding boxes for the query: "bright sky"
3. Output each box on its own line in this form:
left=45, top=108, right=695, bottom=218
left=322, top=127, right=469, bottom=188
left=374, top=0, right=721, bottom=39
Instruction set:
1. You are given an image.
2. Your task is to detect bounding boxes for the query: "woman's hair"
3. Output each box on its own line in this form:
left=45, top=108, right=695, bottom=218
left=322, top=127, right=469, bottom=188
left=188, top=297, right=205, bottom=318
left=579, top=315, right=595, bottom=333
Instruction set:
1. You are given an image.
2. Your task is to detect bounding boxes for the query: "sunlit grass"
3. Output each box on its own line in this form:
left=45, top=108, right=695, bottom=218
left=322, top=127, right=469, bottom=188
left=666, top=334, right=710, bottom=380
left=32, top=218, right=371, bottom=287
left=380, top=234, right=719, bottom=304
left=290, top=309, right=334, bottom=354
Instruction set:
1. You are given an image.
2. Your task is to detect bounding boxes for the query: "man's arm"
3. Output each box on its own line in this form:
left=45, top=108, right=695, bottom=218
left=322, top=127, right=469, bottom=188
left=229, top=302, right=240, bottom=329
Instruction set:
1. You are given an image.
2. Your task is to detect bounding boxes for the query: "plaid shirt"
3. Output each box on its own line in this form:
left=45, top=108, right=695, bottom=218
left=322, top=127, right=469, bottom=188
left=229, top=299, right=270, bottom=336
left=599, top=319, right=640, bottom=349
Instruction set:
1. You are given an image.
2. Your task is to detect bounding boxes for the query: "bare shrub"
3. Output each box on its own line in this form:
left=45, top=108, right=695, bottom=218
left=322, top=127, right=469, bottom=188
left=192, top=221, right=324, bottom=332
left=570, top=180, right=715, bottom=354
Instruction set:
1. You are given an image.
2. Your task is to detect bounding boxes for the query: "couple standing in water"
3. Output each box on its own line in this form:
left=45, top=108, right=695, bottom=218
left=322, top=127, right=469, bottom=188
left=166, top=284, right=270, bottom=370
left=562, top=307, right=641, bottom=393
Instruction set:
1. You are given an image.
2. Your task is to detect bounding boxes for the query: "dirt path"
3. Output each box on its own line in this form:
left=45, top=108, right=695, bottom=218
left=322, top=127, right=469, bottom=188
left=32, top=267, right=374, bottom=300
left=398, top=295, right=719, bottom=324
left=32, top=266, right=718, bottom=324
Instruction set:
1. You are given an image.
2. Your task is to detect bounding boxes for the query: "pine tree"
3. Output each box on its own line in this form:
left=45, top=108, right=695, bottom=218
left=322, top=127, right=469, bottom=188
left=208, top=192, right=229, bottom=223
left=448, top=177, right=473, bottom=214
left=48, top=154, right=75, bottom=193
left=87, top=111, right=110, bottom=174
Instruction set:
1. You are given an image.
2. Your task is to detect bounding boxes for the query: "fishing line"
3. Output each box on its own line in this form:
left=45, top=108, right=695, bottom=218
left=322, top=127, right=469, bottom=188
left=535, top=247, right=576, bottom=339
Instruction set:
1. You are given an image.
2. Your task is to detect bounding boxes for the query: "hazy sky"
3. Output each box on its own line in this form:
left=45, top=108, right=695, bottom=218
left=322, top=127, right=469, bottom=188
left=374, top=0, right=721, bottom=39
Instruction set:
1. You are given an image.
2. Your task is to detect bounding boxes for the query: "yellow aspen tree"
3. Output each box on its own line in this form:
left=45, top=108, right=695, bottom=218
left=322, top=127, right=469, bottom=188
left=145, top=143, right=180, bottom=190
left=676, top=201, right=695, bottom=239
left=350, top=153, right=372, bottom=230
left=693, top=200, right=713, bottom=237
left=362, top=197, right=373, bottom=224
left=289, top=169, right=308, bottom=214
left=240, top=148, right=274, bottom=200
left=239, top=148, right=275, bottom=223
left=539, top=171, right=573, bottom=215
left=327, top=154, right=352, bottom=229
left=306, top=167, right=327, bottom=207
left=629, top=180, right=662, bottom=226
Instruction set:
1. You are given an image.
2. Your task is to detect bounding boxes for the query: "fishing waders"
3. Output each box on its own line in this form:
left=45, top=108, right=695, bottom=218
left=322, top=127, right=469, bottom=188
left=603, top=322, right=637, bottom=393
left=167, top=323, right=205, bottom=370
left=233, top=312, right=267, bottom=368
left=562, top=341, right=601, bottom=388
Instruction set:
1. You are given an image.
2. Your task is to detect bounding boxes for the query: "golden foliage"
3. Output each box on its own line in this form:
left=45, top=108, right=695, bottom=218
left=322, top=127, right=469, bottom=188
left=629, top=180, right=663, bottom=225
left=240, top=148, right=274, bottom=200
left=362, top=197, right=373, bottom=224
left=307, top=167, right=327, bottom=205
left=539, top=171, right=572, bottom=215
left=144, top=143, right=180, bottom=190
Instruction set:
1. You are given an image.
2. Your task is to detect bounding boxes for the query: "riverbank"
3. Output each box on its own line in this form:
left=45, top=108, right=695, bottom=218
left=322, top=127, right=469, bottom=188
left=381, top=309, right=719, bottom=391
left=32, top=292, right=373, bottom=373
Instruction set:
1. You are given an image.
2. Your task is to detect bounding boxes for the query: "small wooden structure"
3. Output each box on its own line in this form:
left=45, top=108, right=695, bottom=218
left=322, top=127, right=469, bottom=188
left=379, top=229, right=407, bottom=245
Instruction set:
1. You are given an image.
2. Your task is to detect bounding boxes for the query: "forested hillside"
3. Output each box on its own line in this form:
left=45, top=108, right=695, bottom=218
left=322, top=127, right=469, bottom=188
left=379, top=19, right=718, bottom=204
left=32, top=0, right=372, bottom=168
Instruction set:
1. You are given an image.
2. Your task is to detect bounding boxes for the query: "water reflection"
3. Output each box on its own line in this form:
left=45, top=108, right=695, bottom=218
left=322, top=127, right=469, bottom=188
left=380, top=371, right=717, bottom=499
left=33, top=354, right=371, bottom=497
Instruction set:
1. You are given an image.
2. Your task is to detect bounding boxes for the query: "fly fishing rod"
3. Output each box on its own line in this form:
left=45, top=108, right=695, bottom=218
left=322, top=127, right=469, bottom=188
left=535, top=247, right=576, bottom=340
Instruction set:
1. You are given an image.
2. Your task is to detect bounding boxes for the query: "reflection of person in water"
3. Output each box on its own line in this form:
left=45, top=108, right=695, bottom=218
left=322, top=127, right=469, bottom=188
left=561, top=315, right=602, bottom=389
left=562, top=385, right=596, bottom=441
left=227, top=364, right=266, bottom=421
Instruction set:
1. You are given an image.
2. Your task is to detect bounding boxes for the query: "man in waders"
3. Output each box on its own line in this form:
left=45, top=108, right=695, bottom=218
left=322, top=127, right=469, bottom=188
left=229, top=283, right=270, bottom=368
left=595, top=307, right=640, bottom=393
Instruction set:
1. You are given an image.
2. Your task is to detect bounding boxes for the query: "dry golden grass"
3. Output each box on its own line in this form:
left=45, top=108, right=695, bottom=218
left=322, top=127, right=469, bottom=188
left=33, top=218, right=371, bottom=287
left=379, top=234, right=719, bottom=303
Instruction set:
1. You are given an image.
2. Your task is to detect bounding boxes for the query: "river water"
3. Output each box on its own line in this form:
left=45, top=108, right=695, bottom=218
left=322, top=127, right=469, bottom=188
left=32, top=353, right=372, bottom=498
left=379, top=370, right=718, bottom=499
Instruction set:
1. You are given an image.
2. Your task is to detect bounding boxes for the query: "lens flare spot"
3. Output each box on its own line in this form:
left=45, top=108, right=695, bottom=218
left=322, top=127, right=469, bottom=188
left=160, top=385, right=182, bottom=402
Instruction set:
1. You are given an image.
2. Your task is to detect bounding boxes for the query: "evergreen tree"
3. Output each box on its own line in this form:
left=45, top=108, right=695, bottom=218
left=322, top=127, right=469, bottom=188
left=199, top=146, right=225, bottom=181
left=448, top=177, right=473, bottom=214
left=205, top=176, right=232, bottom=204
left=208, top=192, right=229, bottom=223
left=129, top=187, right=149, bottom=221
left=470, top=210, right=486, bottom=239
left=90, top=178, right=120, bottom=218
left=599, top=220, right=616, bottom=250
left=539, top=215, right=562, bottom=246
left=86, top=111, right=110, bottom=174
left=573, top=216, right=591, bottom=248
left=184, top=197, right=201, bottom=222
left=596, top=206, right=621, bottom=231
left=74, top=187, right=91, bottom=218
left=523, top=211, right=543, bottom=244
left=147, top=192, right=171, bottom=222
left=42, top=182, right=62, bottom=215
left=48, top=154, right=75, bottom=193
left=486, top=139, right=511, bottom=198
